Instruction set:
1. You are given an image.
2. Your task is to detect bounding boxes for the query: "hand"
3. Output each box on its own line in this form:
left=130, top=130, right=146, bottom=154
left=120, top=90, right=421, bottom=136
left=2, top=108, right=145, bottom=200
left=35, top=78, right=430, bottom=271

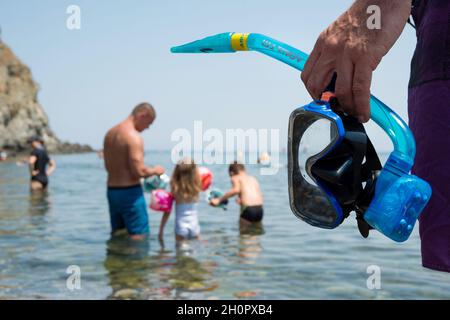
left=31, top=170, right=39, bottom=177
left=152, top=165, right=165, bottom=176
left=301, top=0, right=411, bottom=122
left=210, top=198, right=220, bottom=207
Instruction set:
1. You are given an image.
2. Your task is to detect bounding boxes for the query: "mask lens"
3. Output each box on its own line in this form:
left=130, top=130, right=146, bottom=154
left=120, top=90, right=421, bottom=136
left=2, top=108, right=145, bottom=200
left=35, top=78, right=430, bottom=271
left=299, top=118, right=336, bottom=185
left=288, top=107, right=343, bottom=228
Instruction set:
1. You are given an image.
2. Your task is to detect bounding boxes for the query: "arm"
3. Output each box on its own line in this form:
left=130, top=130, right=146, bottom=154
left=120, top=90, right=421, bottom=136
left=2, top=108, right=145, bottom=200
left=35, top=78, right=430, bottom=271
left=301, top=0, right=411, bottom=122
left=28, top=155, right=38, bottom=176
left=211, top=176, right=240, bottom=206
left=158, top=211, right=171, bottom=242
left=46, top=159, right=56, bottom=176
left=128, top=134, right=165, bottom=178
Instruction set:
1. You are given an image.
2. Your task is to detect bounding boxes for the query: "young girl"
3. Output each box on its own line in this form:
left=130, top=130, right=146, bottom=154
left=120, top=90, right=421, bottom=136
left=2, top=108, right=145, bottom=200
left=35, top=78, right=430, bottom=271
left=158, top=158, right=202, bottom=242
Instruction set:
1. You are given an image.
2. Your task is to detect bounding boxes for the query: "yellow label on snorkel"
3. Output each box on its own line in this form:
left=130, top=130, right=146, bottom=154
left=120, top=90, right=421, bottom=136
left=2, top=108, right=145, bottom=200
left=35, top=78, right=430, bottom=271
left=231, top=33, right=249, bottom=51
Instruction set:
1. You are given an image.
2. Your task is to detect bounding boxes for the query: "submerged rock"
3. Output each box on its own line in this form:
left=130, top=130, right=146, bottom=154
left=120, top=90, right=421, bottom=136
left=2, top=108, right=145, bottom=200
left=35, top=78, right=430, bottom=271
left=113, top=288, right=139, bottom=299
left=0, top=41, right=92, bottom=154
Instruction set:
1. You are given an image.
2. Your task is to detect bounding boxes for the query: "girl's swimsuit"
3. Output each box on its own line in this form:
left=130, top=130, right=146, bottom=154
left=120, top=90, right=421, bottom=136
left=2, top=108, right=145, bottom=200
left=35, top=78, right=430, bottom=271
left=175, top=202, right=200, bottom=239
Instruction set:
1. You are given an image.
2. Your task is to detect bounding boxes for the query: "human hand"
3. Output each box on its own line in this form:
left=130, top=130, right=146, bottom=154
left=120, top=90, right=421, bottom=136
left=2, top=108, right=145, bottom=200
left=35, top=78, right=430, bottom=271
left=31, top=170, right=39, bottom=177
left=301, top=0, right=411, bottom=122
left=210, top=198, right=220, bottom=207
left=152, top=165, right=165, bottom=176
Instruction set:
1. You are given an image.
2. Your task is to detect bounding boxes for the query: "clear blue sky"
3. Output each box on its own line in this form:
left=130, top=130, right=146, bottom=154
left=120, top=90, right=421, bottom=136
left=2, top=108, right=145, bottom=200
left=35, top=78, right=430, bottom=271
left=0, top=0, right=417, bottom=151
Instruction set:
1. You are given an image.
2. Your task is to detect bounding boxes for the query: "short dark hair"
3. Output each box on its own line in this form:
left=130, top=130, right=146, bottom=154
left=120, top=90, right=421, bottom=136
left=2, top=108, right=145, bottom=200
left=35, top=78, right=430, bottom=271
left=229, top=161, right=245, bottom=175
left=28, top=135, right=44, bottom=144
left=131, top=102, right=155, bottom=118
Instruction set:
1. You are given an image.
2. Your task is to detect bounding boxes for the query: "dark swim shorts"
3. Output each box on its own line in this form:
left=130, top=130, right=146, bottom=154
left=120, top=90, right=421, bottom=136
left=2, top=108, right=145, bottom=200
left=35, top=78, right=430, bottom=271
left=31, top=174, right=48, bottom=188
left=240, top=205, right=264, bottom=223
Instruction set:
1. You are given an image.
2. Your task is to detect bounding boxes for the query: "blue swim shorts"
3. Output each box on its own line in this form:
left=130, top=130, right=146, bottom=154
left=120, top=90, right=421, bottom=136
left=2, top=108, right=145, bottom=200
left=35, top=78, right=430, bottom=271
left=107, top=184, right=149, bottom=235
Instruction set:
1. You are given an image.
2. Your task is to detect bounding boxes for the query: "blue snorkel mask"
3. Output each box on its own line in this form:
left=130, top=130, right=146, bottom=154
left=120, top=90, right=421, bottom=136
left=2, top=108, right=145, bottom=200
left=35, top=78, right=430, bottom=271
left=171, top=33, right=432, bottom=242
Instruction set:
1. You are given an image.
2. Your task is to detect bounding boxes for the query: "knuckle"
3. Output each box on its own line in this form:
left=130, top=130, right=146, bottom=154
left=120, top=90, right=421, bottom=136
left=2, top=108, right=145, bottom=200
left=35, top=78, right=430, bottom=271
left=301, top=72, right=308, bottom=83
left=318, top=32, right=327, bottom=43
left=345, top=43, right=365, bottom=56
left=324, top=39, right=339, bottom=51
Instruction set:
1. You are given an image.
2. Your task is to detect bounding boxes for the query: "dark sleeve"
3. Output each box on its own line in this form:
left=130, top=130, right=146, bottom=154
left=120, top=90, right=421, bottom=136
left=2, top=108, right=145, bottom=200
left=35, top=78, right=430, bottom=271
left=30, top=149, right=40, bottom=157
left=41, top=149, right=50, bottom=164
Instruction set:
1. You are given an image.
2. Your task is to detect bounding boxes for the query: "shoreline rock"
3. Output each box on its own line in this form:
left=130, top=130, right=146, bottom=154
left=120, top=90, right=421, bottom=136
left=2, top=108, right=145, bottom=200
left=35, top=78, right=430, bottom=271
left=0, top=41, right=93, bottom=154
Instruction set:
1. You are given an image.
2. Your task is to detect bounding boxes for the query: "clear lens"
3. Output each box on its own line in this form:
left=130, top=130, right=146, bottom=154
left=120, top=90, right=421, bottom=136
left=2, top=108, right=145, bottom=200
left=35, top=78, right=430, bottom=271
left=288, top=108, right=342, bottom=228
left=298, top=118, right=335, bottom=185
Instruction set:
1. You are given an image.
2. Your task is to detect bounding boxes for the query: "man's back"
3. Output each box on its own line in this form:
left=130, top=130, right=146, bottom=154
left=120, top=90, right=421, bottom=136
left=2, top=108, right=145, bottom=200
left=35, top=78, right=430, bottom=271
left=104, top=122, right=140, bottom=187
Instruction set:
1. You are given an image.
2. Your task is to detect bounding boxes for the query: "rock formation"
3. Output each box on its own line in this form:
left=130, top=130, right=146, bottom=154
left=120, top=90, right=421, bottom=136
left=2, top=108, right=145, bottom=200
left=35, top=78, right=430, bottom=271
left=0, top=41, right=92, bottom=154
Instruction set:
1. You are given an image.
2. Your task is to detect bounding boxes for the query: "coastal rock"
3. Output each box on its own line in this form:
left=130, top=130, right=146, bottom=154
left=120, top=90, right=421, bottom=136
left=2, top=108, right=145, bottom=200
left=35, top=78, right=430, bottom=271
left=0, top=41, right=92, bottom=154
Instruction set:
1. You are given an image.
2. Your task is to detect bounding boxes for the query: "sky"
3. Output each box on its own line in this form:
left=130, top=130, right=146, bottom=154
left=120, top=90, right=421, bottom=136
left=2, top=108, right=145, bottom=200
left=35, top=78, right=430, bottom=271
left=0, top=0, right=417, bottom=152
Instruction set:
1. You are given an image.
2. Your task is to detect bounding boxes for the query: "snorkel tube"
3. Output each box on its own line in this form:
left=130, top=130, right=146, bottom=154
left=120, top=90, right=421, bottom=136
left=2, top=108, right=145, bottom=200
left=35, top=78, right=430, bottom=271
left=172, top=33, right=414, bottom=161
left=172, top=33, right=431, bottom=242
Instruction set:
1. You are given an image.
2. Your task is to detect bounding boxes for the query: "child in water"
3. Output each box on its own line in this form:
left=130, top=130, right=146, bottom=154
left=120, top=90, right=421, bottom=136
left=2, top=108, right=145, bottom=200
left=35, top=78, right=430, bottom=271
left=158, top=158, right=203, bottom=242
left=210, top=162, right=264, bottom=226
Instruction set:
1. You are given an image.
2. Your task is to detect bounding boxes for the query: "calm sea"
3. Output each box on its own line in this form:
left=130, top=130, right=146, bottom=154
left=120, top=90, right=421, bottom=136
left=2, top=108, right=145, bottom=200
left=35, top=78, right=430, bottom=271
left=0, top=151, right=449, bottom=299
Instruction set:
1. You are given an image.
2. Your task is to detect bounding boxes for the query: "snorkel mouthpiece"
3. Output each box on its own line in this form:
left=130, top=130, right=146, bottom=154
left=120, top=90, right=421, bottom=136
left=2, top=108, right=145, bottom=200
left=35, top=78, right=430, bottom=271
left=171, top=33, right=237, bottom=53
left=172, top=32, right=432, bottom=242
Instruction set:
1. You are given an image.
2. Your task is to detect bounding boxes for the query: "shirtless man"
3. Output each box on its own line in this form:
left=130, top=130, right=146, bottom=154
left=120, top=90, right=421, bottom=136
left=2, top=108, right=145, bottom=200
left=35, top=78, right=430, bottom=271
left=210, top=162, right=264, bottom=225
left=103, top=102, right=165, bottom=240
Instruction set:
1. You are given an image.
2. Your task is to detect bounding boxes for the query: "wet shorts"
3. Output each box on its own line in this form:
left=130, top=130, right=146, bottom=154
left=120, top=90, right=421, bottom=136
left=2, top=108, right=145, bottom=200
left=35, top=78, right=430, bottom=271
left=107, top=185, right=149, bottom=235
left=31, top=174, right=48, bottom=188
left=240, top=205, right=264, bottom=223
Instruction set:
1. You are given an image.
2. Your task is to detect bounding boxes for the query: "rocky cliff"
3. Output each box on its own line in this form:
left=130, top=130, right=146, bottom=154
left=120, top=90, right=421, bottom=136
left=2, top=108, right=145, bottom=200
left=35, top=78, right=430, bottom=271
left=0, top=41, right=92, bottom=154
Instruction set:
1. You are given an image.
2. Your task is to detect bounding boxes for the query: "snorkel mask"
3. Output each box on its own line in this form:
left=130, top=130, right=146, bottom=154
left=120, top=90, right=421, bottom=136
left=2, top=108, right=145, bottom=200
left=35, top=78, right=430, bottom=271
left=171, top=33, right=432, bottom=242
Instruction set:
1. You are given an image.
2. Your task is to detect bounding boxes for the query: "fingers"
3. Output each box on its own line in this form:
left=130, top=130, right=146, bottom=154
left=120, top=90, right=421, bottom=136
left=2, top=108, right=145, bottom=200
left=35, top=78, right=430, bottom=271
left=306, top=62, right=335, bottom=100
left=334, top=56, right=354, bottom=113
left=301, top=39, right=322, bottom=96
left=352, top=62, right=372, bottom=122
left=301, top=35, right=373, bottom=123
left=302, top=38, right=322, bottom=81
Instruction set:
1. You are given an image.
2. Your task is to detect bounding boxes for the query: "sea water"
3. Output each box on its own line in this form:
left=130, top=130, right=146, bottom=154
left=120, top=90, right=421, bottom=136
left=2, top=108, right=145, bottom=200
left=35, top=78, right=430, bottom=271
left=0, top=151, right=449, bottom=299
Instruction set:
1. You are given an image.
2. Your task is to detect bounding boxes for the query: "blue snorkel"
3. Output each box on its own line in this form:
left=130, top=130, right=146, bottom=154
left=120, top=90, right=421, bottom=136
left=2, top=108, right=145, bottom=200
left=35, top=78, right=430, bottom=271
left=171, top=32, right=432, bottom=242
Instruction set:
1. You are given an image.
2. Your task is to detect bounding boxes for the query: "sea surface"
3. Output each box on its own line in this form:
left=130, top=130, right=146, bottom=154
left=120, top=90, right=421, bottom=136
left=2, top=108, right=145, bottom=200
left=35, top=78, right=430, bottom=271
left=0, top=151, right=449, bottom=300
